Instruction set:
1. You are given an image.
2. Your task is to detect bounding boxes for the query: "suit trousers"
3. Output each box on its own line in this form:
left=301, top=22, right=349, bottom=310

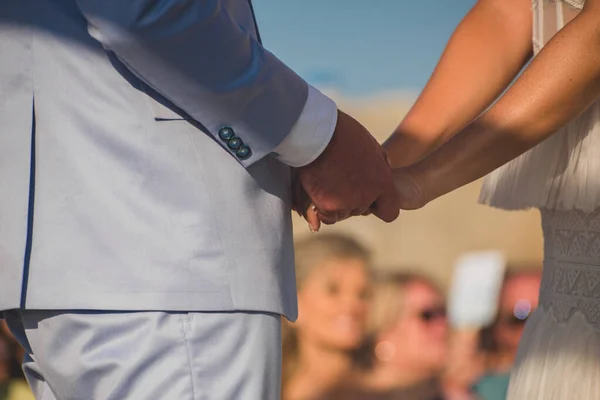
left=3, top=309, right=282, bottom=400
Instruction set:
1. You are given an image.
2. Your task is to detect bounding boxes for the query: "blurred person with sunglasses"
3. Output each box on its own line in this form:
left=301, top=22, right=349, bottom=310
left=282, top=234, right=373, bottom=400
left=325, top=271, right=451, bottom=400
left=473, top=269, right=541, bottom=400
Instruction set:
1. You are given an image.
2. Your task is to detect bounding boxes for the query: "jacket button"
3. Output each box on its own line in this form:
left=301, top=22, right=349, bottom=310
left=236, top=146, right=251, bottom=160
left=218, top=127, right=234, bottom=141
left=227, top=137, right=242, bottom=150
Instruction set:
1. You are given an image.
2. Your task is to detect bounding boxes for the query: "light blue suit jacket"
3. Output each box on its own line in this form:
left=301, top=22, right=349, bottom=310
left=0, top=0, right=309, bottom=320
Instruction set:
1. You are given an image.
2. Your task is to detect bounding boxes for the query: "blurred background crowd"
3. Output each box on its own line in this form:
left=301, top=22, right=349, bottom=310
left=279, top=233, right=541, bottom=400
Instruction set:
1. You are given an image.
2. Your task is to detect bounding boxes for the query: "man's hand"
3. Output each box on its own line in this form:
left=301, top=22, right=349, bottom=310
left=294, top=110, right=400, bottom=226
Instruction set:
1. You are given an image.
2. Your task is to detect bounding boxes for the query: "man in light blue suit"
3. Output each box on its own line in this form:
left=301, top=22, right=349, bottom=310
left=0, top=1, right=400, bottom=398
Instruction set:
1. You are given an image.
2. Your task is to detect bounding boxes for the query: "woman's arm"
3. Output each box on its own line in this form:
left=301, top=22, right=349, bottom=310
left=397, top=0, right=600, bottom=209
left=384, top=0, right=533, bottom=167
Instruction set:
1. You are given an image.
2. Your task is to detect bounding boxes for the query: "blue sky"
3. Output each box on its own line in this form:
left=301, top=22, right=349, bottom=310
left=253, top=0, right=477, bottom=96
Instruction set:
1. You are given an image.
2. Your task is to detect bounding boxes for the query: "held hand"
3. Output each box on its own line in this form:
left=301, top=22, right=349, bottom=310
left=392, top=167, right=428, bottom=210
left=295, top=156, right=424, bottom=232
left=295, top=110, right=400, bottom=227
left=292, top=151, right=386, bottom=233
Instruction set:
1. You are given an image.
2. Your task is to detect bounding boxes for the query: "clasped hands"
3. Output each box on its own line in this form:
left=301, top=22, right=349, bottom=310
left=291, top=110, right=425, bottom=232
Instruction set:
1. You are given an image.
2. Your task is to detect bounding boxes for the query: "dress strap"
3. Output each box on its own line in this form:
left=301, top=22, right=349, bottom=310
left=556, top=0, right=565, bottom=30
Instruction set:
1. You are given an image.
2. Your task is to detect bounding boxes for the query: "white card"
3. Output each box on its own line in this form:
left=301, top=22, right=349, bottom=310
left=447, top=250, right=506, bottom=329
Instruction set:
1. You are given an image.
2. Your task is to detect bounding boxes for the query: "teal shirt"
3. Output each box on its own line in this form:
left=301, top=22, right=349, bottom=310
left=473, top=373, right=511, bottom=400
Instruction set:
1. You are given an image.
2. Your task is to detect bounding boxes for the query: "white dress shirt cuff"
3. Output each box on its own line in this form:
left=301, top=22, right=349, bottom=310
left=274, top=85, right=337, bottom=167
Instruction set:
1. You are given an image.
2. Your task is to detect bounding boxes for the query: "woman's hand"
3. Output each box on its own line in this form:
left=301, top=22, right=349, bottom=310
left=393, top=167, right=429, bottom=211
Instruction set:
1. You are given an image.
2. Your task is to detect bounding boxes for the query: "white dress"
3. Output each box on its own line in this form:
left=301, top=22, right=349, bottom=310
left=479, top=0, right=600, bottom=398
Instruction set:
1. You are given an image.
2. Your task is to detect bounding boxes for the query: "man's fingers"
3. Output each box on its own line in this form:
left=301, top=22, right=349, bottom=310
left=304, top=206, right=321, bottom=232
left=336, top=210, right=352, bottom=222
left=317, top=210, right=340, bottom=225
left=348, top=205, right=371, bottom=217
left=371, top=189, right=401, bottom=223
left=312, top=201, right=351, bottom=225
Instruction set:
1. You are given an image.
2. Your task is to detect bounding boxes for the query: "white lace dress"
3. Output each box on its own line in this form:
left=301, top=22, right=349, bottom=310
left=479, top=0, right=600, bottom=398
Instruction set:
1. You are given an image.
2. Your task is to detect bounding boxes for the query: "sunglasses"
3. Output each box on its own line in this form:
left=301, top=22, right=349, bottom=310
left=418, top=307, right=447, bottom=322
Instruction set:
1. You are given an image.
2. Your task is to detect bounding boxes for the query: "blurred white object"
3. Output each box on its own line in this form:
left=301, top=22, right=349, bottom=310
left=448, top=251, right=506, bottom=329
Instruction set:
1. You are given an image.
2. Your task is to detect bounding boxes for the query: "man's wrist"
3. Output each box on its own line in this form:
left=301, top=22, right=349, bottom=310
left=273, top=85, right=337, bottom=167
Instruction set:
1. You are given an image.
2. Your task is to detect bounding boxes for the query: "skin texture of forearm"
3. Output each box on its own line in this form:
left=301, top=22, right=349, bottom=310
left=384, top=0, right=533, bottom=168
left=408, top=1, right=600, bottom=204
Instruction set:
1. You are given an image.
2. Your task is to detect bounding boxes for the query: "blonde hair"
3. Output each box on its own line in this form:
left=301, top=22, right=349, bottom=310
left=293, top=233, right=372, bottom=290
left=369, top=271, right=442, bottom=336
left=282, top=233, right=372, bottom=389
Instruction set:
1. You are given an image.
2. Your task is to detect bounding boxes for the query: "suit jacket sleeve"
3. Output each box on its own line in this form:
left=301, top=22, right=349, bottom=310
left=76, top=0, right=325, bottom=167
